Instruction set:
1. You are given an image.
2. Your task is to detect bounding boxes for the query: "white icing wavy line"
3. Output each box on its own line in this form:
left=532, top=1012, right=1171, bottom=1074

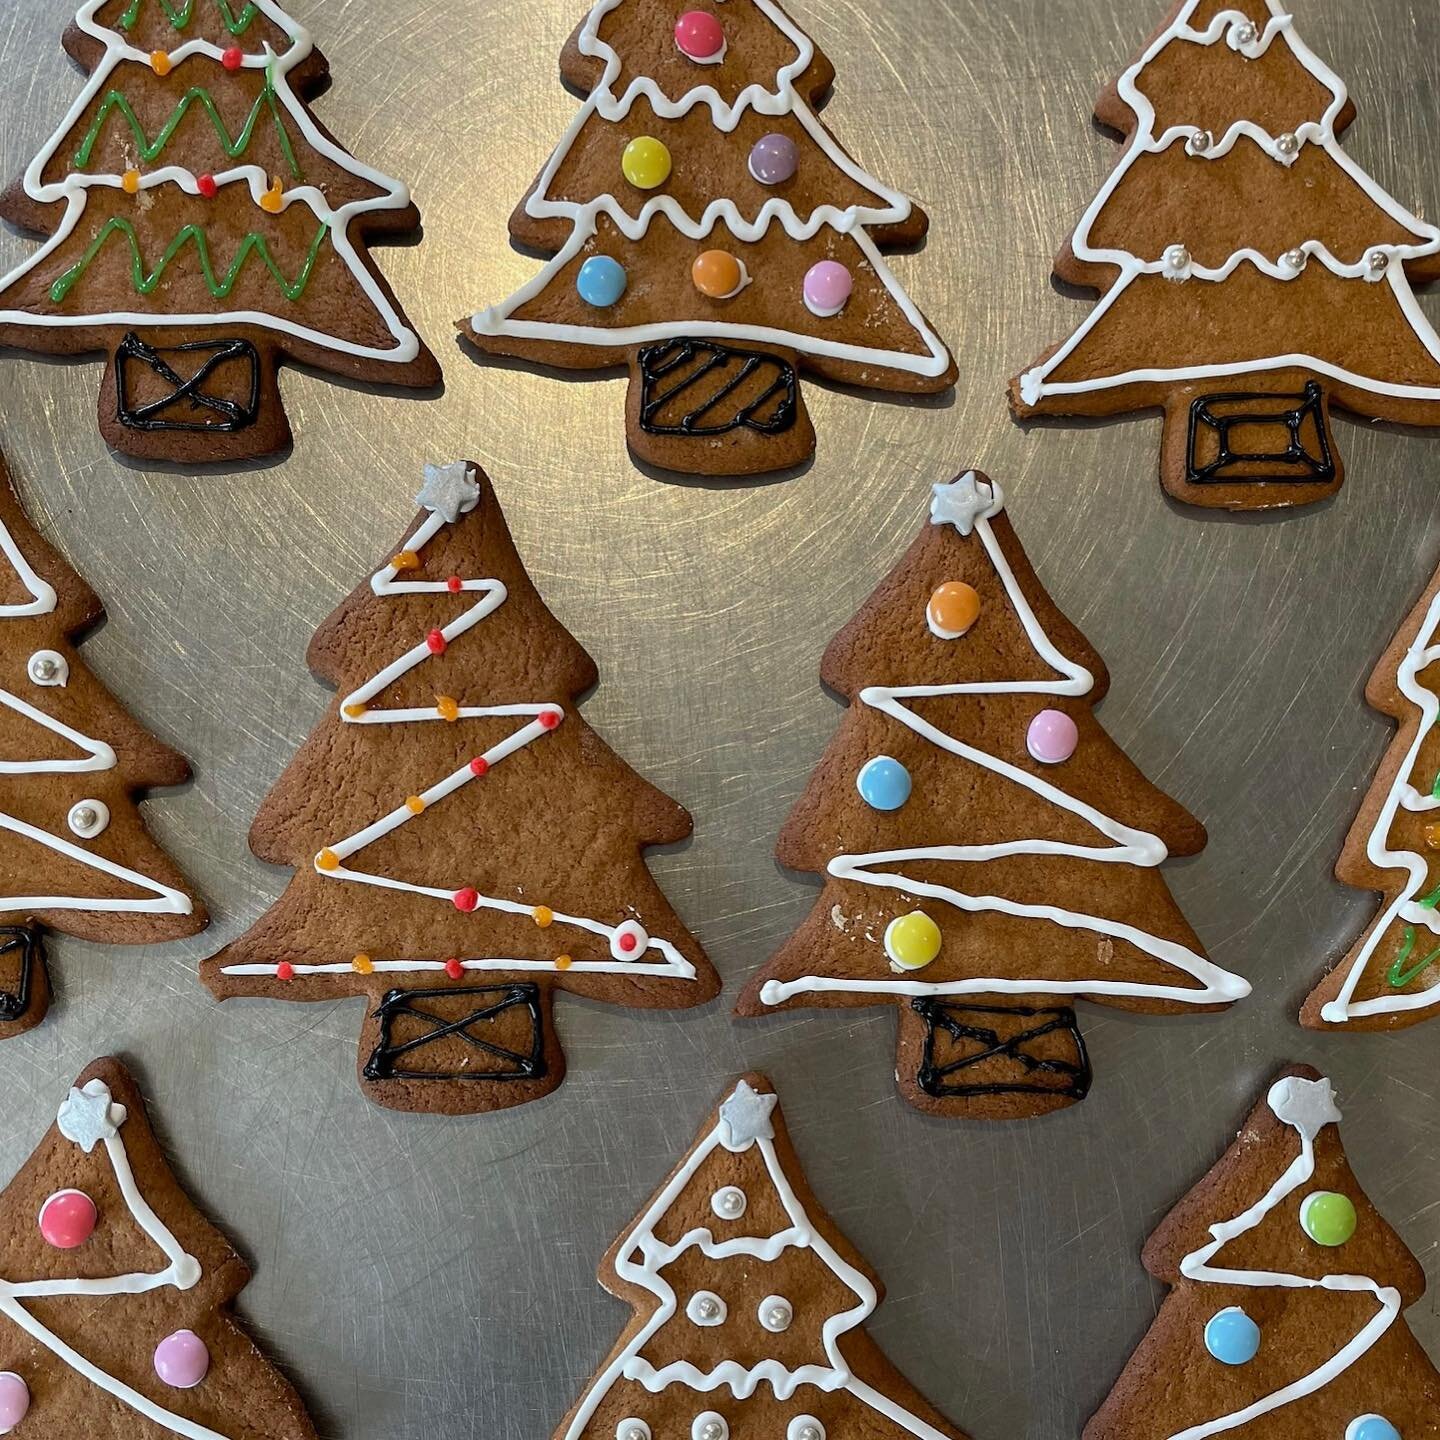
left=0, top=517, right=193, bottom=917
left=1168, top=1076, right=1400, bottom=1440
left=760, top=486, right=1249, bottom=1008
left=559, top=1085, right=952, bottom=1440
left=0, top=0, right=422, bottom=364
left=219, top=502, right=694, bottom=981
left=1322, top=586, right=1440, bottom=1021
left=0, top=1080, right=225, bottom=1440
left=1018, top=0, right=1440, bottom=407
left=471, top=0, right=948, bottom=379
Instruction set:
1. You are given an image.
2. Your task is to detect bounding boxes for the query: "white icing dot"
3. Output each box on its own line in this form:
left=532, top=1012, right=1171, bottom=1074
left=758, top=1294, right=793, bottom=1332
left=67, top=800, right=110, bottom=839
left=788, top=1419, right=826, bottom=1440
left=711, top=1185, right=747, bottom=1220
left=687, top=1290, right=727, bottom=1327
left=692, top=1412, right=729, bottom=1440
left=617, top=1421, right=652, bottom=1440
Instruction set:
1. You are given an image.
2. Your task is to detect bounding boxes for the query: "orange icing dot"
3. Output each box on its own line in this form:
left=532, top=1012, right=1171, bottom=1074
left=150, top=50, right=172, bottom=75
left=554, top=955, right=573, bottom=971
left=259, top=176, right=284, bottom=213
left=436, top=696, right=460, bottom=722
left=316, top=849, right=340, bottom=871
left=928, top=581, right=982, bottom=638
left=406, top=795, right=426, bottom=815
left=392, top=550, right=421, bottom=571
left=533, top=906, right=554, bottom=928
left=351, top=953, right=374, bottom=974
left=122, top=169, right=141, bottom=194
left=343, top=702, right=368, bottom=719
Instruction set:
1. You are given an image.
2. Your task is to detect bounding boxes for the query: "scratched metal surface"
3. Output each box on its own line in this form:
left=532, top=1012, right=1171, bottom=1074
left=0, top=0, right=1438, bottom=1436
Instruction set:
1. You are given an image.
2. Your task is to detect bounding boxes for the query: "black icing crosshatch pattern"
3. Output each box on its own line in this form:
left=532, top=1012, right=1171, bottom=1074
left=0, top=0, right=1437, bottom=1438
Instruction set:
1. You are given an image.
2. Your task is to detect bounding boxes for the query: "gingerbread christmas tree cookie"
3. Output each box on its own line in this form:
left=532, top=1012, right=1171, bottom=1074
left=1087, top=1068, right=1440, bottom=1438
left=463, top=0, right=955, bottom=478
left=0, top=0, right=438, bottom=464
left=738, top=472, right=1249, bottom=1118
left=0, top=455, right=205, bottom=1041
left=1011, top=0, right=1440, bottom=510
left=0, top=1058, right=318, bottom=1439
left=204, top=461, right=719, bottom=1114
left=551, top=1076, right=974, bottom=1440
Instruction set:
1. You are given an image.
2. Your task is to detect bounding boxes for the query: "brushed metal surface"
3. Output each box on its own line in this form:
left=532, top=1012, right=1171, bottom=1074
left=0, top=1, right=1437, bottom=1437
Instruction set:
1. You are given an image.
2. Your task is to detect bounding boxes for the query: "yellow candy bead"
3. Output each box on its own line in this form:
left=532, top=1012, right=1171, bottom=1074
left=352, top=953, right=374, bottom=975
left=884, top=911, right=942, bottom=971
left=122, top=169, right=141, bottom=194
left=406, top=796, right=426, bottom=815
left=436, top=696, right=460, bottom=722
left=928, top=581, right=982, bottom=640
left=622, top=136, right=672, bottom=190
left=533, top=906, right=554, bottom=928
left=150, top=50, right=172, bottom=75
left=555, top=954, right=573, bottom=970
left=316, top=849, right=340, bottom=872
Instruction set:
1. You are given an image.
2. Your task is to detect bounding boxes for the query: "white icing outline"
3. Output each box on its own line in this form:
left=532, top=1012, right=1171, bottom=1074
left=558, top=1082, right=953, bottom=1440
left=0, top=1080, right=223, bottom=1440
left=470, top=0, right=949, bottom=380
left=760, top=478, right=1250, bottom=1008
left=1167, top=1075, right=1401, bottom=1440
left=1018, top=1, right=1440, bottom=408
left=1321, top=583, right=1440, bottom=1021
left=0, top=511, right=193, bottom=917
left=220, top=479, right=694, bottom=982
left=0, top=0, right=422, bottom=364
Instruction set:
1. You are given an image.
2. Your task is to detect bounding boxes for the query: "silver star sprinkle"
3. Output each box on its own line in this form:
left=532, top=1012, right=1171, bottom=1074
left=930, top=471, right=1002, bottom=536
left=57, top=1079, right=127, bottom=1153
left=415, top=461, right=480, bottom=523
left=718, top=1080, right=778, bottom=1149
left=1269, top=1074, right=1341, bottom=1142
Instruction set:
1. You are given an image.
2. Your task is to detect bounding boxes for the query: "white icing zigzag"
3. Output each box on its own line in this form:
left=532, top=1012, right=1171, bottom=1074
left=471, top=0, right=950, bottom=380
left=0, top=0, right=421, bottom=364
left=1019, top=0, right=1440, bottom=407
left=0, top=1079, right=228, bottom=1440
left=1322, top=584, right=1440, bottom=1022
left=219, top=466, right=695, bottom=982
left=560, top=1080, right=952, bottom=1440
left=760, top=476, right=1250, bottom=1009
left=1169, top=1075, right=1400, bottom=1440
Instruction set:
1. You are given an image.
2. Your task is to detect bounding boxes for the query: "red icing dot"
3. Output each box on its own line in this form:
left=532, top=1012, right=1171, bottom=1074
left=446, top=576, right=463, bottom=593
left=469, top=756, right=490, bottom=777
left=445, top=958, right=464, bottom=980
left=619, top=932, right=638, bottom=953
left=197, top=173, right=218, bottom=199
left=453, top=887, right=479, bottom=912
left=539, top=708, right=562, bottom=730
left=426, top=629, right=446, bottom=655
left=276, top=961, right=295, bottom=981
left=222, top=45, right=244, bottom=70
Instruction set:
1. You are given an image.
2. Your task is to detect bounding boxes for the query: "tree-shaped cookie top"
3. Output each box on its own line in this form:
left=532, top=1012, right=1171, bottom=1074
left=83, top=0, right=298, bottom=56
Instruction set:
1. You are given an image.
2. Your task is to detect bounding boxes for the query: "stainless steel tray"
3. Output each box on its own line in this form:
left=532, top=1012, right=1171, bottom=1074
left=0, top=0, right=1436, bottom=1436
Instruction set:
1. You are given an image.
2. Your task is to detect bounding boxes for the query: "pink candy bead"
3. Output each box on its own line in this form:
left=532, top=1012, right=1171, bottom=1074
left=803, top=260, right=853, bottom=317
left=0, top=1373, right=30, bottom=1434
left=154, top=1330, right=210, bottom=1390
left=38, top=1189, right=97, bottom=1250
left=1027, top=709, right=1079, bottom=765
left=675, top=10, right=725, bottom=60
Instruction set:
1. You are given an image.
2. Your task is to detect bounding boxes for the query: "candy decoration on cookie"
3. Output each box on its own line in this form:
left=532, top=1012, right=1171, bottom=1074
left=1304, top=555, right=1440, bottom=1033
left=0, top=451, right=204, bottom=1043
left=738, top=471, right=1249, bottom=1119
left=1085, top=1067, right=1440, bottom=1437
left=463, top=0, right=955, bottom=478
left=547, top=1076, right=979, bottom=1440
left=0, top=0, right=439, bottom=464
left=1010, top=0, right=1440, bottom=511
left=0, top=1058, right=319, bottom=1440
left=203, top=462, right=718, bottom=1115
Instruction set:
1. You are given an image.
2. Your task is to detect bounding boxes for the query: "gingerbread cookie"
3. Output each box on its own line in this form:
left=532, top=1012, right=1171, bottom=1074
left=0, top=456, right=205, bottom=1041
left=1010, top=0, right=1440, bottom=511
left=0, top=0, right=439, bottom=465
left=462, top=0, right=955, bottom=478
left=0, top=1057, right=318, bottom=1439
left=551, top=1075, right=974, bottom=1440
left=1087, top=1067, right=1440, bottom=1438
left=204, top=461, right=719, bottom=1114
left=1303, top=559, right=1440, bottom=1032
left=737, top=472, right=1249, bottom=1119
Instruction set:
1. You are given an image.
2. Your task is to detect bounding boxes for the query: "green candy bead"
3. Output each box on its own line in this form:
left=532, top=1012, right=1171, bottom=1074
left=1301, top=1191, right=1357, bottom=1247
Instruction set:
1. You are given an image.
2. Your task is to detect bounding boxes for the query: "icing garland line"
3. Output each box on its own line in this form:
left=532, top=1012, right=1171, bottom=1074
left=559, top=1081, right=951, bottom=1439
left=219, top=475, right=694, bottom=982
left=471, top=0, right=949, bottom=380
left=117, top=0, right=261, bottom=35
left=1168, top=1075, right=1400, bottom=1439
left=1322, top=585, right=1440, bottom=1021
left=0, top=1079, right=229, bottom=1440
left=1018, top=0, right=1440, bottom=407
left=0, top=0, right=421, bottom=365
left=760, top=478, right=1249, bottom=1009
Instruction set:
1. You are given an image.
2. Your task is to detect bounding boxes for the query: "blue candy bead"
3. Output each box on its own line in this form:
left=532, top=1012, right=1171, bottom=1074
left=577, top=255, right=627, bottom=307
left=857, top=756, right=911, bottom=812
left=1203, top=1307, right=1261, bottom=1367
left=1347, top=1418, right=1402, bottom=1440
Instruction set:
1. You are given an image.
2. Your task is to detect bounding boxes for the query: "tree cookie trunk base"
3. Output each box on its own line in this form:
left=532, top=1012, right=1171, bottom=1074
left=626, top=339, right=815, bottom=477
left=895, top=996, right=1092, bottom=1120
left=99, top=330, right=290, bottom=464
left=356, top=980, right=565, bottom=1115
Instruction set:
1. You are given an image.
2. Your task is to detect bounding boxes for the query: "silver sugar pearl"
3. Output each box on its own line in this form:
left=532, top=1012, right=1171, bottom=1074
left=1233, top=21, right=1257, bottom=46
left=696, top=1298, right=720, bottom=1320
left=29, top=655, right=58, bottom=682
left=1282, top=248, right=1307, bottom=271
left=620, top=1429, right=648, bottom=1440
left=1276, top=132, right=1299, bottom=157
left=1369, top=248, right=1391, bottom=275
left=698, top=1424, right=725, bottom=1440
left=716, top=1189, right=744, bottom=1217
left=796, top=1428, right=823, bottom=1440
left=71, top=806, right=97, bottom=831
left=1188, top=130, right=1212, bottom=155
left=1164, top=244, right=1191, bottom=272
left=765, top=1304, right=793, bottom=1330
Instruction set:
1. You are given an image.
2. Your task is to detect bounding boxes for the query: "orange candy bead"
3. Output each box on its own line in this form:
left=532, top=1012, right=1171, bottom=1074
left=259, top=177, right=284, bottom=214
left=927, top=581, right=981, bottom=639
left=436, top=696, right=460, bottom=722
left=351, top=953, right=374, bottom=975
left=692, top=250, right=745, bottom=299
left=150, top=50, right=172, bottom=75
left=121, top=169, right=141, bottom=194
left=316, top=849, right=340, bottom=871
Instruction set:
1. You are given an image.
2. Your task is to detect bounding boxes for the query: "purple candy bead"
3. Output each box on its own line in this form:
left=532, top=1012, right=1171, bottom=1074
left=0, top=1373, right=29, bottom=1434
left=749, top=133, right=799, bottom=185
left=153, top=1330, right=210, bottom=1390
left=802, top=260, right=853, bottom=317
left=1027, top=709, right=1079, bottom=765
